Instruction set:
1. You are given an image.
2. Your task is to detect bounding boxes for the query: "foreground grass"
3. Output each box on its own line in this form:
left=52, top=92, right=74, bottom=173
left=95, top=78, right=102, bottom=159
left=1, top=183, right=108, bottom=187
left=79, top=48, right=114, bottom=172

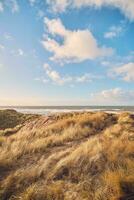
left=0, top=110, right=133, bottom=200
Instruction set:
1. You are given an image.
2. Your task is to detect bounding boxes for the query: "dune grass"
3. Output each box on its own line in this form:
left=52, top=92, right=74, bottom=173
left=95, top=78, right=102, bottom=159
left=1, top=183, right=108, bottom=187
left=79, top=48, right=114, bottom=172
left=0, top=110, right=133, bottom=200
left=0, top=109, right=38, bottom=136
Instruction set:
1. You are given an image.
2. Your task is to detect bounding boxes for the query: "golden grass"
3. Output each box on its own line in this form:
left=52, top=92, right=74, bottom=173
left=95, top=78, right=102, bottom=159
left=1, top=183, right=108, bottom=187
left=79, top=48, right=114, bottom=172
left=0, top=109, right=38, bottom=131
left=0, top=110, right=133, bottom=200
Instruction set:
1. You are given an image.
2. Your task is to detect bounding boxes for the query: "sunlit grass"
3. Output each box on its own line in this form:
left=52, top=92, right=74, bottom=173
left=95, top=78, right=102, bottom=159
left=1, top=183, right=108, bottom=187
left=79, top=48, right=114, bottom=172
left=0, top=110, right=133, bottom=200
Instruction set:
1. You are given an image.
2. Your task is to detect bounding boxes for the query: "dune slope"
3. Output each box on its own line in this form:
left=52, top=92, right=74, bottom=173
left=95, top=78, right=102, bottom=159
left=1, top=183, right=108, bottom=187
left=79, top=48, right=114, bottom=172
left=0, top=110, right=134, bottom=200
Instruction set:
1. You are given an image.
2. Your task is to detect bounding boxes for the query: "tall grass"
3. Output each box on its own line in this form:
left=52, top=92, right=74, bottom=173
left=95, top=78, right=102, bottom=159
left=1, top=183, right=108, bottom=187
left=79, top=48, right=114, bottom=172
left=0, top=110, right=133, bottom=200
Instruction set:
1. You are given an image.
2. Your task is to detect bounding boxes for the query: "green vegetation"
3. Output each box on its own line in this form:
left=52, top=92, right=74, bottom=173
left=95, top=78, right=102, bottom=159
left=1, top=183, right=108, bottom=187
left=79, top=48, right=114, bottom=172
left=0, top=109, right=38, bottom=136
left=0, top=110, right=133, bottom=200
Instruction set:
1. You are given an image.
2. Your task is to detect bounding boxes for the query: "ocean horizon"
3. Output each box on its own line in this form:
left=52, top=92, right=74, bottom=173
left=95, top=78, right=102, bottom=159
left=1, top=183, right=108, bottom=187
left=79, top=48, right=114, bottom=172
left=0, top=106, right=134, bottom=115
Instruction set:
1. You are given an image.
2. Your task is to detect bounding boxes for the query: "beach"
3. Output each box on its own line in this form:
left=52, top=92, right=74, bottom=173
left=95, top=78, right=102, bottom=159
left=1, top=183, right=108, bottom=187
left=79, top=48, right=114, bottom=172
left=0, top=106, right=134, bottom=115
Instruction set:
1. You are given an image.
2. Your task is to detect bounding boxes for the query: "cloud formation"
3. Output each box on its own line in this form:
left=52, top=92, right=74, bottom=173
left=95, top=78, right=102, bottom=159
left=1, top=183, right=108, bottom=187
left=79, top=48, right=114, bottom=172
left=10, top=48, right=24, bottom=57
left=90, top=88, right=134, bottom=105
left=42, top=18, right=113, bottom=63
left=104, top=25, right=123, bottom=39
left=47, top=0, right=70, bottom=12
left=47, top=0, right=134, bottom=21
left=111, top=62, right=134, bottom=82
left=6, top=0, right=19, bottom=13
left=18, top=49, right=24, bottom=56
left=10, top=0, right=19, bottom=13
left=0, top=44, right=5, bottom=51
left=0, top=0, right=19, bottom=13
left=28, top=0, right=36, bottom=6
left=4, top=33, right=14, bottom=40
left=44, top=63, right=72, bottom=85
left=43, top=63, right=98, bottom=85
left=0, top=2, right=4, bottom=12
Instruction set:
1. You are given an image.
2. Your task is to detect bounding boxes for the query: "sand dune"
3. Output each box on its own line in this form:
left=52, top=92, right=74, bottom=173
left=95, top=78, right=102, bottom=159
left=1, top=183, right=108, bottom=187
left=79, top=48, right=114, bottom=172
left=0, top=110, right=134, bottom=200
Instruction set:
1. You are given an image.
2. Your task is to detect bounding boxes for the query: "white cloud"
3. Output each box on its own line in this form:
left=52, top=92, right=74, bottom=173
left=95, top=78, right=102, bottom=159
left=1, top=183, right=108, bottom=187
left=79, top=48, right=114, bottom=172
left=18, top=49, right=24, bottom=56
left=44, top=63, right=72, bottom=85
left=0, top=44, right=5, bottom=51
left=104, top=25, right=123, bottom=39
left=101, top=61, right=111, bottom=67
left=47, top=0, right=134, bottom=21
left=29, top=0, right=36, bottom=6
left=90, top=88, right=134, bottom=105
left=47, top=0, right=69, bottom=12
left=4, top=33, right=13, bottom=40
left=76, top=73, right=98, bottom=83
left=11, top=48, right=24, bottom=56
left=11, top=0, right=19, bottom=12
left=43, top=63, right=98, bottom=85
left=34, top=77, right=49, bottom=83
left=111, top=62, right=134, bottom=82
left=0, top=2, right=4, bottom=12
left=42, top=18, right=113, bottom=63
left=5, top=0, right=19, bottom=13
left=0, top=0, right=19, bottom=13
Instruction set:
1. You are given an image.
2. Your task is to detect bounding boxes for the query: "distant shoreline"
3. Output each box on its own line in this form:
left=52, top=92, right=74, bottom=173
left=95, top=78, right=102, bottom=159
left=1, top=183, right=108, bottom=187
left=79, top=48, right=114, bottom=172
left=0, top=106, right=134, bottom=115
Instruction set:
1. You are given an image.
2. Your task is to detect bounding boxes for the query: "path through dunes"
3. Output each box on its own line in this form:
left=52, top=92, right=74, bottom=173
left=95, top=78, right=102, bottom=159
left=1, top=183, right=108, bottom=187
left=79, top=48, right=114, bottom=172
left=0, top=111, right=134, bottom=200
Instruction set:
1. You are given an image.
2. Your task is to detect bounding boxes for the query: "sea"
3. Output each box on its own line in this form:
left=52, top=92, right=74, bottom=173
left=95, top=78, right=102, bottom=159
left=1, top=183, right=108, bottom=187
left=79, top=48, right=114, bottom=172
left=0, top=106, right=134, bottom=115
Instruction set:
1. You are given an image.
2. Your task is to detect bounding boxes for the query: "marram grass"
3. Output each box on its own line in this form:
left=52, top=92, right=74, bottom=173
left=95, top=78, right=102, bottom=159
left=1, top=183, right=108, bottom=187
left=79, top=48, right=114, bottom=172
left=0, top=110, right=133, bottom=200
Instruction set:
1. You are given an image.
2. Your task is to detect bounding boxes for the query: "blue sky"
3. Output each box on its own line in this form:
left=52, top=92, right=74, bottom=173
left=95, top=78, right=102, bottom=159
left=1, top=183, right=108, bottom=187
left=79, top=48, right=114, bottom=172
left=0, top=0, right=134, bottom=106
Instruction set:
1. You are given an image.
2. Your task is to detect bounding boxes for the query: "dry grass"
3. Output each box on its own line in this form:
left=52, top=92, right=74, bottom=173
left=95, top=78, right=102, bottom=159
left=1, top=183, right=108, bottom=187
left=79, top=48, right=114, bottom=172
left=0, top=109, right=38, bottom=131
left=0, top=110, right=133, bottom=200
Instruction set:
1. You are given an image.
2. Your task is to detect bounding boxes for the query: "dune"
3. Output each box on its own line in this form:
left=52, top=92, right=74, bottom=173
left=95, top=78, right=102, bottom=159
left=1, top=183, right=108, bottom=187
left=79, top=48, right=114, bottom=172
left=0, top=110, right=133, bottom=200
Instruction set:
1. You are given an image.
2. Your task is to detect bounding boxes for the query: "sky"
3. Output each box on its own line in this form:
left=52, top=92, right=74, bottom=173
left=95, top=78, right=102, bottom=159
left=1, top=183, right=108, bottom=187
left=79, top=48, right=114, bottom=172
left=0, top=0, right=134, bottom=106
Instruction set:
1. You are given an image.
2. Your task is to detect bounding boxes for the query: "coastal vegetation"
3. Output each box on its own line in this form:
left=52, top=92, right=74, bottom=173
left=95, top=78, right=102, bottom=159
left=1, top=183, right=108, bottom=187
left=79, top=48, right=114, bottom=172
left=0, top=110, right=133, bottom=200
